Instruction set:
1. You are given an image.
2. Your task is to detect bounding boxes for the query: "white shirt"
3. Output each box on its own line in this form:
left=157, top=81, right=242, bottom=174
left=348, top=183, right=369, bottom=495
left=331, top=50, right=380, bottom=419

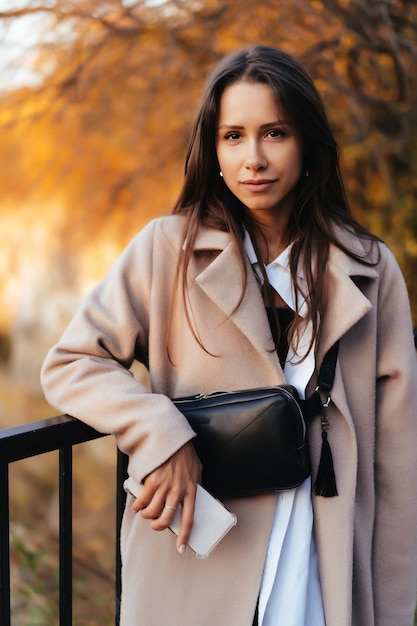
left=244, top=232, right=325, bottom=626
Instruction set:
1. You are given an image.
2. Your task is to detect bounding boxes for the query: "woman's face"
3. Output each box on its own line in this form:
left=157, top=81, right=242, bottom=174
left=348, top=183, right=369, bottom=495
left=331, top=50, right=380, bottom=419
left=216, top=80, right=304, bottom=222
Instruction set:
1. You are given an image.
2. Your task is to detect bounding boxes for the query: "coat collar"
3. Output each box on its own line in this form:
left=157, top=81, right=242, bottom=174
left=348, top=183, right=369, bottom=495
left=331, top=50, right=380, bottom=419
left=188, top=224, right=378, bottom=370
left=317, top=234, right=378, bottom=362
left=192, top=229, right=279, bottom=369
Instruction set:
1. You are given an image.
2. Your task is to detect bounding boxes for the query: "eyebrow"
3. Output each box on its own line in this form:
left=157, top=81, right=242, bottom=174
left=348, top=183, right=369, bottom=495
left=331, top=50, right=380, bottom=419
left=218, top=119, right=290, bottom=130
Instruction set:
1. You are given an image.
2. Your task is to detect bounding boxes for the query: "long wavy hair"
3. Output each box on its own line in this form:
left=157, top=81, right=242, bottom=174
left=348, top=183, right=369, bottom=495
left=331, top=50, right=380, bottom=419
left=171, top=45, right=379, bottom=356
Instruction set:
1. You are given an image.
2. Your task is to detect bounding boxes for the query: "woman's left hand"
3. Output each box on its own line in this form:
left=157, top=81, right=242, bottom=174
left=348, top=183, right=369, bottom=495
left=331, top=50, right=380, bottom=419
left=131, top=441, right=202, bottom=553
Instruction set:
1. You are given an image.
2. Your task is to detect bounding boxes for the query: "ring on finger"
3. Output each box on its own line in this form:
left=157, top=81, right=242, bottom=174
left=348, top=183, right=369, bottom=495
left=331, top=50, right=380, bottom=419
left=164, top=505, right=177, bottom=511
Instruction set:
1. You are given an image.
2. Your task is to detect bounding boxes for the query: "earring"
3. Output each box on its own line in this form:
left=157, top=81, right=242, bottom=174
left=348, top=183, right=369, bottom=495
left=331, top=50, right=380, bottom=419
left=305, top=170, right=309, bottom=177
left=220, top=171, right=223, bottom=178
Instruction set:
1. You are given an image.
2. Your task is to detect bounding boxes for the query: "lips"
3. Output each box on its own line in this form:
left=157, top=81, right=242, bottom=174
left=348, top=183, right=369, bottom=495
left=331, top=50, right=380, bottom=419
left=240, top=179, right=278, bottom=192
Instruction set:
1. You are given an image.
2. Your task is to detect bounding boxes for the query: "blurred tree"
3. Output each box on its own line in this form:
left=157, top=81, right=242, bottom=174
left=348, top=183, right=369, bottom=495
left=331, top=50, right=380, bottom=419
left=0, top=0, right=416, bottom=315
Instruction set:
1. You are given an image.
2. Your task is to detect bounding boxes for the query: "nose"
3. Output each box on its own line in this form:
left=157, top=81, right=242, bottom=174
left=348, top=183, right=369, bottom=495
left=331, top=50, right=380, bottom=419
left=245, top=139, right=267, bottom=171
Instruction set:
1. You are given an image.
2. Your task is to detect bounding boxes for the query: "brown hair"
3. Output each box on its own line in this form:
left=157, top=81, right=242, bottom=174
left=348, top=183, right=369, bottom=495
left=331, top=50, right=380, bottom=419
left=171, top=45, right=379, bottom=357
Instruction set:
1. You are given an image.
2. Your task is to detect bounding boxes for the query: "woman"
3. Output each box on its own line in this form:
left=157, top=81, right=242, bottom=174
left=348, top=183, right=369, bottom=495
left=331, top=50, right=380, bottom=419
left=41, top=46, right=417, bottom=625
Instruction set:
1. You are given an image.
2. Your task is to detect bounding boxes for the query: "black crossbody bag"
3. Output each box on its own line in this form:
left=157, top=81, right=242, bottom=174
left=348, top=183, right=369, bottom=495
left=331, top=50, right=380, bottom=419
left=173, top=342, right=339, bottom=499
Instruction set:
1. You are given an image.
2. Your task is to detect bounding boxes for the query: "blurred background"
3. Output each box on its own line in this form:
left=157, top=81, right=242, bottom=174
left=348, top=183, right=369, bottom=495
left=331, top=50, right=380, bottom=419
left=0, top=0, right=416, bottom=623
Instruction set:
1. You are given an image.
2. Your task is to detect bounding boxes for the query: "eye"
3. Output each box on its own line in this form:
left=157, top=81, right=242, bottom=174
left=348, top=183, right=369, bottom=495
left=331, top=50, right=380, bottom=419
left=224, top=131, right=242, bottom=141
left=267, top=128, right=287, bottom=139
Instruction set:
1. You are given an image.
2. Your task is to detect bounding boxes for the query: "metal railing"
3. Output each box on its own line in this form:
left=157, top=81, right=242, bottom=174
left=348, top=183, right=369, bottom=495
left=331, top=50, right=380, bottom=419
left=0, top=415, right=128, bottom=626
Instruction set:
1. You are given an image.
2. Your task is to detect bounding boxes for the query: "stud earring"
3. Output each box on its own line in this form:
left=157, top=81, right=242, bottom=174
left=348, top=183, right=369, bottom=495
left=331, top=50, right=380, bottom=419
left=220, top=171, right=223, bottom=178
left=305, top=170, right=309, bottom=177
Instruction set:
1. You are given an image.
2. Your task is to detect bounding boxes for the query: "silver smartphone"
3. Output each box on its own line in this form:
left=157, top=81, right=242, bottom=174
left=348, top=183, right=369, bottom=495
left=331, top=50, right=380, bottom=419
left=123, top=477, right=237, bottom=559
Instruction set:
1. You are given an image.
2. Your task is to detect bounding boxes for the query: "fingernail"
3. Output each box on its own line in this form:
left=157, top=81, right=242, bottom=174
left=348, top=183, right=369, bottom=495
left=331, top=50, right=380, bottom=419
left=178, top=544, right=185, bottom=555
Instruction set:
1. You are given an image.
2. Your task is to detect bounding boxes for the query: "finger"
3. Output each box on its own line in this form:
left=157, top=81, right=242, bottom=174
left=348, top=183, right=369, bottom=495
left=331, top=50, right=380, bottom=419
left=176, top=489, right=197, bottom=553
left=131, top=480, right=156, bottom=513
left=131, top=488, right=158, bottom=514
left=150, top=502, right=180, bottom=531
left=136, top=483, right=166, bottom=520
left=132, top=474, right=169, bottom=514
left=138, top=489, right=167, bottom=520
left=131, top=494, right=149, bottom=513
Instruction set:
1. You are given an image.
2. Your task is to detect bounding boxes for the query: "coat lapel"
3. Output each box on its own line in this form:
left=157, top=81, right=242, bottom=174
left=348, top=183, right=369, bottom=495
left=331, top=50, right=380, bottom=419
left=316, top=241, right=378, bottom=364
left=313, top=241, right=378, bottom=433
left=190, top=228, right=284, bottom=380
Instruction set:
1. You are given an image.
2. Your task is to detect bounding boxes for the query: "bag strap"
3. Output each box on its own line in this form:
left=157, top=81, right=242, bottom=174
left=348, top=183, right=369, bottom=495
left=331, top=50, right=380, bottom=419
left=301, top=341, right=339, bottom=420
left=267, top=309, right=340, bottom=496
left=317, top=341, right=339, bottom=392
left=311, top=340, right=339, bottom=497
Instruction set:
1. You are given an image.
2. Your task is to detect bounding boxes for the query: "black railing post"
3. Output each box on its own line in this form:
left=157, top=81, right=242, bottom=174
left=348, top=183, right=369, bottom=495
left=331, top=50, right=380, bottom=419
left=59, top=446, right=73, bottom=626
left=0, top=462, right=11, bottom=626
left=115, top=449, right=128, bottom=626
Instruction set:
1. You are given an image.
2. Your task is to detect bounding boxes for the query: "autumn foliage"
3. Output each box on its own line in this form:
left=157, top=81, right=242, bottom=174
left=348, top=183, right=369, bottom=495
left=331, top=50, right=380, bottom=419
left=0, top=0, right=417, bottom=336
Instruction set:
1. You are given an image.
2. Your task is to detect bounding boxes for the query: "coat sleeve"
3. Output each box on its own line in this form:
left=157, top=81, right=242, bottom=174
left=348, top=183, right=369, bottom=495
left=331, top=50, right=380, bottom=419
left=41, top=218, right=196, bottom=486
left=373, top=245, right=417, bottom=625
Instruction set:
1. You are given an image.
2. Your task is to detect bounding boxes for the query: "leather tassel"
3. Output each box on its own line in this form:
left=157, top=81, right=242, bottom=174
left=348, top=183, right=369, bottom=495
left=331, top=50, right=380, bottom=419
left=314, top=429, right=338, bottom=497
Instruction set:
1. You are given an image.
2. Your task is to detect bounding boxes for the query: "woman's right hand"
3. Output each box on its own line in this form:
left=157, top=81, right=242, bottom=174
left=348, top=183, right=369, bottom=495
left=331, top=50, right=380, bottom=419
left=131, top=441, right=202, bottom=553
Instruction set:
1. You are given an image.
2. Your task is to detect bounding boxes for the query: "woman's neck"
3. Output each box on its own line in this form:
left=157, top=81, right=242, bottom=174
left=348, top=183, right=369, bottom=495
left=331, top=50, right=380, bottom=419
left=255, top=225, right=291, bottom=264
left=252, top=208, right=292, bottom=264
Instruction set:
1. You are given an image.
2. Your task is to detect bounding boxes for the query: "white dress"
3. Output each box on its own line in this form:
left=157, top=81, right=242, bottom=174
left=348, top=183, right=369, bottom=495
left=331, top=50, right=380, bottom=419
left=244, top=234, right=326, bottom=626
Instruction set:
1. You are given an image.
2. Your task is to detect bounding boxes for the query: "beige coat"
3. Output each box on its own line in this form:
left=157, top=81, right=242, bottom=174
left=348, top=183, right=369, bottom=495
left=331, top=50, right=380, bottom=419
left=41, top=215, right=417, bottom=626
